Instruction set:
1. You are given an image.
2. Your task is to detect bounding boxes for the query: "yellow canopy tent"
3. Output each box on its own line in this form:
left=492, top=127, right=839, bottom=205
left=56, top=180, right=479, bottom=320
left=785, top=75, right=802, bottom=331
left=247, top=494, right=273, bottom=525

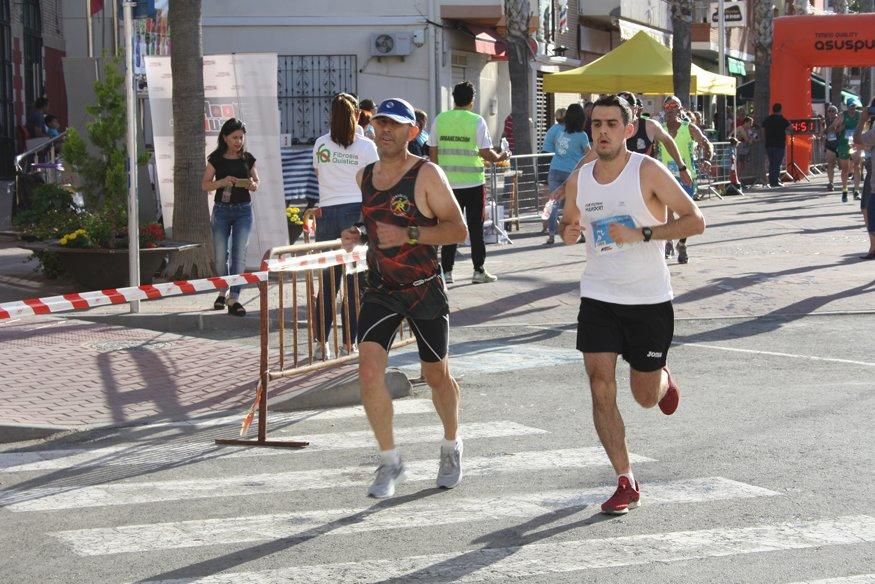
left=543, top=31, right=736, bottom=96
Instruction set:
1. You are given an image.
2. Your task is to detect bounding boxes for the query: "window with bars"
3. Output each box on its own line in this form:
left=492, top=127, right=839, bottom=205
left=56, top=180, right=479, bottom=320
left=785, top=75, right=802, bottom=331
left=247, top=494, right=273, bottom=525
left=277, top=55, right=357, bottom=146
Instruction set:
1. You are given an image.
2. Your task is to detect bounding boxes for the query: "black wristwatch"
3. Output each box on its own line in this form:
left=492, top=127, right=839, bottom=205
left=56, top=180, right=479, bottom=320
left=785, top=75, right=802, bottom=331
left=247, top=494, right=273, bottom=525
left=678, top=165, right=688, bottom=173
left=407, top=225, right=420, bottom=245
left=641, top=227, right=653, bottom=242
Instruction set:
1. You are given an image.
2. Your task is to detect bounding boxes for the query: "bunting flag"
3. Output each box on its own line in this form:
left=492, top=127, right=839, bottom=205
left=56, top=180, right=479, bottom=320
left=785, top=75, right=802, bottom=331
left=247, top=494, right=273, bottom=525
left=558, top=0, right=569, bottom=35
left=90, top=0, right=104, bottom=15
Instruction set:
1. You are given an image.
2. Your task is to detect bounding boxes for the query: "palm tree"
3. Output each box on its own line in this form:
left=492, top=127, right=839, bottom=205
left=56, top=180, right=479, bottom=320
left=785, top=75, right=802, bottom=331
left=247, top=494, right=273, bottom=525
left=504, top=0, right=534, bottom=157
left=751, top=0, right=774, bottom=185
left=858, top=0, right=873, bottom=106
left=830, top=0, right=848, bottom=107
left=669, top=0, right=692, bottom=108
left=164, top=0, right=212, bottom=279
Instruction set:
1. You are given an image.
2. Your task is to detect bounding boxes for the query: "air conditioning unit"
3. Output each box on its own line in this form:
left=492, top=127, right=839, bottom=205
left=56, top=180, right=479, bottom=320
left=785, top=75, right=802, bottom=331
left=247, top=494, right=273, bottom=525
left=370, top=32, right=414, bottom=57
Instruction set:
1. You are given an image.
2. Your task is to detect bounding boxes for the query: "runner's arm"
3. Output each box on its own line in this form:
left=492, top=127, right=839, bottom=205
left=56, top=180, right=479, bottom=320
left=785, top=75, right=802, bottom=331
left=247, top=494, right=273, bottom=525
left=558, top=170, right=583, bottom=245
left=650, top=120, right=693, bottom=185
left=608, top=159, right=705, bottom=244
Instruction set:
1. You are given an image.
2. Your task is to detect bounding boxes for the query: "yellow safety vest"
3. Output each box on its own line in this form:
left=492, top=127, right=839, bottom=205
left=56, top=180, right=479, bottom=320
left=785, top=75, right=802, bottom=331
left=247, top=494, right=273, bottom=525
left=435, top=109, right=485, bottom=187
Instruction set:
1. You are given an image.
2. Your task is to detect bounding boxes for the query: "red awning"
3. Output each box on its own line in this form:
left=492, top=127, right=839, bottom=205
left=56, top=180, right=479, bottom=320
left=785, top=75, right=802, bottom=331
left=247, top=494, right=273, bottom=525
left=467, top=25, right=507, bottom=60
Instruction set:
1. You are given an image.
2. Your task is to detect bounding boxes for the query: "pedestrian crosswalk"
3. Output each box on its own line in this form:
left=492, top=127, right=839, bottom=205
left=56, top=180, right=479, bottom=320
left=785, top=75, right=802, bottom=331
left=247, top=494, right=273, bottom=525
left=0, top=397, right=870, bottom=583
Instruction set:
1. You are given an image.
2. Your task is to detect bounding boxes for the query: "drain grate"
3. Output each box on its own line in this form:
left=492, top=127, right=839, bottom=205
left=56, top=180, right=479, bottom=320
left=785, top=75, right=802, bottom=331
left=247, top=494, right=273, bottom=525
left=85, top=340, right=177, bottom=352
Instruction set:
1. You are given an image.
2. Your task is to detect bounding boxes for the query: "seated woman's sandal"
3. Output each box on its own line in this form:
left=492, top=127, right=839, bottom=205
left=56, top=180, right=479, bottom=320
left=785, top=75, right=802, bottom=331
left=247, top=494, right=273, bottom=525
left=227, top=302, right=246, bottom=317
left=213, top=295, right=226, bottom=310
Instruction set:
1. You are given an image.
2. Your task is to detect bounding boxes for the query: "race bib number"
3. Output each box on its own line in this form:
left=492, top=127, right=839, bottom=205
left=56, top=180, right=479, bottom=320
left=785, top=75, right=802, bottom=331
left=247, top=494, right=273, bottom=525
left=590, top=214, right=637, bottom=255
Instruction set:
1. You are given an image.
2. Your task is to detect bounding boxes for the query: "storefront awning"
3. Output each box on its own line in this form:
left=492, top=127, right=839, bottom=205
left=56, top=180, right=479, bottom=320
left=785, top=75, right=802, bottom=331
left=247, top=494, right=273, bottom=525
left=466, top=25, right=507, bottom=60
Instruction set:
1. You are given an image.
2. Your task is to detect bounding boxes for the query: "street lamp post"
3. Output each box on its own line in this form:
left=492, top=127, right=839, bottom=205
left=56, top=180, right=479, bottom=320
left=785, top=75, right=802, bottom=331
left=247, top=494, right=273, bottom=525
left=124, top=1, right=140, bottom=313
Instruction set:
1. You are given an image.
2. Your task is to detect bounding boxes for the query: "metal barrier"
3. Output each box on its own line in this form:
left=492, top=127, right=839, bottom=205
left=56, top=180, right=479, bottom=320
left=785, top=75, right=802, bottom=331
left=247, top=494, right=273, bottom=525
left=485, top=153, right=555, bottom=230
left=215, top=240, right=416, bottom=448
left=697, top=141, right=734, bottom=199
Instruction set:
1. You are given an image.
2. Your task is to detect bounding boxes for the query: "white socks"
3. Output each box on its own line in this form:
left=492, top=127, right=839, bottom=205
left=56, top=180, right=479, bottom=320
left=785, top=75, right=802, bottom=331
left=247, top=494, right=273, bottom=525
left=380, top=448, right=401, bottom=466
left=619, top=471, right=636, bottom=488
left=441, top=438, right=461, bottom=451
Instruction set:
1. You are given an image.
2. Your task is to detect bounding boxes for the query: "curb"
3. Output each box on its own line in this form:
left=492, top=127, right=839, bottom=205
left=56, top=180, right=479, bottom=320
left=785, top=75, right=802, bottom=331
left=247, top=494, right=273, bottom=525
left=0, top=422, right=75, bottom=444
left=270, top=367, right=411, bottom=411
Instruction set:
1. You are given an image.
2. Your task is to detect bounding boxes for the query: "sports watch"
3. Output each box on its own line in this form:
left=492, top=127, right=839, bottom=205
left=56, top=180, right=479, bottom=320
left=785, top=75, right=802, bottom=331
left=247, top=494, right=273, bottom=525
left=641, top=227, right=653, bottom=242
left=407, top=225, right=420, bottom=245
left=678, top=165, right=688, bottom=173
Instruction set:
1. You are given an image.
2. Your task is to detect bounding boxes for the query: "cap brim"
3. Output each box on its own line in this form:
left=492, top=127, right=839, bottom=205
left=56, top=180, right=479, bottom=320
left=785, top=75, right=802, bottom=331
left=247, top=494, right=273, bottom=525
left=372, top=113, right=415, bottom=125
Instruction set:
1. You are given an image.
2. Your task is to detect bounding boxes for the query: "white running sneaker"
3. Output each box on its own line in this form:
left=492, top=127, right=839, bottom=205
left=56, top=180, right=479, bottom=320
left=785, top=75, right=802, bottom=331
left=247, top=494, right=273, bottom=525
left=471, top=269, right=497, bottom=284
left=313, top=342, right=331, bottom=360
left=444, top=271, right=454, bottom=284
left=368, top=460, right=407, bottom=498
left=436, top=440, right=463, bottom=489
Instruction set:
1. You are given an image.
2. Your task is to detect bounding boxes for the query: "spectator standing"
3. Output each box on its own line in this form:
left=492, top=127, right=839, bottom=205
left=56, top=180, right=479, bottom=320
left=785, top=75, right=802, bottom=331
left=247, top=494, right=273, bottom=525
left=312, top=93, right=380, bottom=357
left=201, top=118, right=259, bottom=317
left=542, top=104, right=589, bottom=245
left=358, top=99, right=377, bottom=140
left=838, top=98, right=863, bottom=202
left=429, top=81, right=509, bottom=284
left=408, top=109, right=430, bottom=157
left=761, top=103, right=791, bottom=188
left=853, top=100, right=875, bottom=259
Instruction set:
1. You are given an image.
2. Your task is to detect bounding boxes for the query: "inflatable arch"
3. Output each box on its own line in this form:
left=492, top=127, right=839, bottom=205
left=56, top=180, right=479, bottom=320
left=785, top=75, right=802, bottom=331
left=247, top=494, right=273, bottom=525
left=771, top=14, right=875, bottom=179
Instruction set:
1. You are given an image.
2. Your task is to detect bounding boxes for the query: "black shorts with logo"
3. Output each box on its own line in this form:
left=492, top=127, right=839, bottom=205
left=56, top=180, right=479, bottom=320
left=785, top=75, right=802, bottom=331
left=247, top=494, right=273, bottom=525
left=357, top=300, right=449, bottom=363
left=576, top=297, right=674, bottom=372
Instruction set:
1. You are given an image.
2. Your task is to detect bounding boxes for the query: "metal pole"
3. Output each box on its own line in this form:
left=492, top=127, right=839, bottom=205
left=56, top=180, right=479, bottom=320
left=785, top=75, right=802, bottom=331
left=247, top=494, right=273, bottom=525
left=124, top=2, right=140, bottom=313
left=112, top=0, right=120, bottom=55
left=86, top=0, right=94, bottom=58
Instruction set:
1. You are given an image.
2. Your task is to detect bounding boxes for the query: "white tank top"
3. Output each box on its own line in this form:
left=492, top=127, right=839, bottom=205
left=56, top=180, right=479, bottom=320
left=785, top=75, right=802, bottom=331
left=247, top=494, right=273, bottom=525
left=577, top=152, right=673, bottom=305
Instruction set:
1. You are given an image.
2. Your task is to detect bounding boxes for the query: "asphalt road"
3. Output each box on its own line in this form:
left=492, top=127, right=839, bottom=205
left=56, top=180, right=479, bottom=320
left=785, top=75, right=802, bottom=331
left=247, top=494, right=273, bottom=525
left=1, top=313, right=873, bottom=583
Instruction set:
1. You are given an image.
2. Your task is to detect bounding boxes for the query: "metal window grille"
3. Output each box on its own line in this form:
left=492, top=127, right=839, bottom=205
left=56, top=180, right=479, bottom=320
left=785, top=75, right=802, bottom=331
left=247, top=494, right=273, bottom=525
left=277, top=55, right=357, bottom=146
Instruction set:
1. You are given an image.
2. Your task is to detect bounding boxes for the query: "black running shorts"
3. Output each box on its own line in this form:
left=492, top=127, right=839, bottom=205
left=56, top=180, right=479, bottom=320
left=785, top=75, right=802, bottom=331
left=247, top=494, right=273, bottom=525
left=357, top=301, right=449, bottom=363
left=576, top=297, right=674, bottom=372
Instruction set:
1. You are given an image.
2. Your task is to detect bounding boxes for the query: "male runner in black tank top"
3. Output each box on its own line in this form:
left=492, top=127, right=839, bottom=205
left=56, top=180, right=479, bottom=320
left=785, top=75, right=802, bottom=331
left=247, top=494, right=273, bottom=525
left=340, top=98, right=468, bottom=499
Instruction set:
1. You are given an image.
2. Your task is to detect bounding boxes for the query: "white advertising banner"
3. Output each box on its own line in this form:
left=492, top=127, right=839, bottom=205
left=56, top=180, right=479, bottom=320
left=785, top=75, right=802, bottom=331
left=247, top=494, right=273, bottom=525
left=145, top=53, right=288, bottom=269
left=709, top=2, right=747, bottom=28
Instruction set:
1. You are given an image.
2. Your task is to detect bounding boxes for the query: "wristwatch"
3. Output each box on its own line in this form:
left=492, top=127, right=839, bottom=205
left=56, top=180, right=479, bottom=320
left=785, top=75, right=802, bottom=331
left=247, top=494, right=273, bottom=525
left=641, top=227, right=653, bottom=242
left=407, top=225, right=420, bottom=245
left=678, top=165, right=688, bottom=173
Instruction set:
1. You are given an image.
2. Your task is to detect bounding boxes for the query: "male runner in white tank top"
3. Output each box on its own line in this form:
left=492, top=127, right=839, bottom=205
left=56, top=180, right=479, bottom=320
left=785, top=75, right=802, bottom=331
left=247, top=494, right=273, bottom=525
left=558, top=95, right=706, bottom=515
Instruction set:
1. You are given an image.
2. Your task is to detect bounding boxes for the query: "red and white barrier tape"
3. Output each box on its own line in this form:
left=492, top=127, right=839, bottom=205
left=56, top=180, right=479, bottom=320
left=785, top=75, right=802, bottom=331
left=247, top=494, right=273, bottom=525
left=0, top=246, right=369, bottom=321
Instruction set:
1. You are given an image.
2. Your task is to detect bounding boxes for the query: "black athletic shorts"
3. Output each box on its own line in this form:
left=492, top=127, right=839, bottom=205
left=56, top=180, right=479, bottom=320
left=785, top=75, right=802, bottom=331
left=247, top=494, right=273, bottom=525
left=576, top=297, right=674, bottom=372
left=825, top=140, right=839, bottom=155
left=357, top=301, right=449, bottom=363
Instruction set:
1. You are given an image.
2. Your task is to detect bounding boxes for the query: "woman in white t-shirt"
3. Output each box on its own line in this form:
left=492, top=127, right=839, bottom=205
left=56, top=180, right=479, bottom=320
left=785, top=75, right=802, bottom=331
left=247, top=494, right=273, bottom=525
left=312, top=93, right=379, bottom=357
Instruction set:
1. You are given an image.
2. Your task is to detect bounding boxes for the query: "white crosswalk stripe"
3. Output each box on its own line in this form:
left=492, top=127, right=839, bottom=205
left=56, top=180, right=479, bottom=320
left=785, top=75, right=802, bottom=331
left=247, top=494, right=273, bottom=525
left=0, top=447, right=654, bottom=511
left=134, top=515, right=875, bottom=584
left=791, top=577, right=875, bottom=584
left=51, top=477, right=780, bottom=556
left=0, top=420, right=544, bottom=472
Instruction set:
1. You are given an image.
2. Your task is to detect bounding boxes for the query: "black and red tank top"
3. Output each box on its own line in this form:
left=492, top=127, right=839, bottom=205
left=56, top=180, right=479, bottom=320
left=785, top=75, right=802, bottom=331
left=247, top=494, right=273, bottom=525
left=360, top=159, right=447, bottom=318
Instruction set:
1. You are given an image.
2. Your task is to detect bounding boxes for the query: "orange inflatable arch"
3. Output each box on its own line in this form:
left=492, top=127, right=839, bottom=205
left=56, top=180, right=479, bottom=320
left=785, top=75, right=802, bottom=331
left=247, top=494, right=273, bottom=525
left=771, top=14, right=875, bottom=178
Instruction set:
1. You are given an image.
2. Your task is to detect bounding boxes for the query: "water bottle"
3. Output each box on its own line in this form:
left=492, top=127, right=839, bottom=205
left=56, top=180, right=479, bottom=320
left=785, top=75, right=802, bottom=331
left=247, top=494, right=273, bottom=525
left=500, top=137, right=510, bottom=154
left=540, top=199, right=554, bottom=221
left=221, top=180, right=232, bottom=203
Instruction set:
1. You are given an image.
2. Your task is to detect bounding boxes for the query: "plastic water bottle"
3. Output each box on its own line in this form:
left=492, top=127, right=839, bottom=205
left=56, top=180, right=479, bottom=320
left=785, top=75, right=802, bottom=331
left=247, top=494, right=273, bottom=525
left=500, top=137, right=509, bottom=154
left=221, top=183, right=232, bottom=203
left=540, top=199, right=554, bottom=221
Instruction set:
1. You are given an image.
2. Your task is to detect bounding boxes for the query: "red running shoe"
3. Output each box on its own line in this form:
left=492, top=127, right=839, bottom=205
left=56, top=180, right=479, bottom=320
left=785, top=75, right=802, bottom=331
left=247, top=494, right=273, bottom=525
left=658, top=367, right=680, bottom=415
left=601, top=476, right=641, bottom=515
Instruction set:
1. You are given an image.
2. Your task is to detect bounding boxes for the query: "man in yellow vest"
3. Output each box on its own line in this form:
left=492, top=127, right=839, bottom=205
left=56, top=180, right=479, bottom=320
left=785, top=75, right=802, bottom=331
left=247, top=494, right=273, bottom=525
left=428, top=81, right=509, bottom=284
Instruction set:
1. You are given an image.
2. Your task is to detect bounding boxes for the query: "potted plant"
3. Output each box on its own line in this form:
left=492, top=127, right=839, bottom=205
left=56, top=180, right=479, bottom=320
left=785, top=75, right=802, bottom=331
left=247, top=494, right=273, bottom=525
left=19, top=57, right=197, bottom=290
left=286, top=205, right=305, bottom=244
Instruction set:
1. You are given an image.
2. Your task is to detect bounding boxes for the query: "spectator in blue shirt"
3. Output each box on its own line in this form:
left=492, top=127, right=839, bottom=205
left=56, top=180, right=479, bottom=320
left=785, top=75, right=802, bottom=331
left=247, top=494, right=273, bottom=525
left=543, top=103, right=591, bottom=244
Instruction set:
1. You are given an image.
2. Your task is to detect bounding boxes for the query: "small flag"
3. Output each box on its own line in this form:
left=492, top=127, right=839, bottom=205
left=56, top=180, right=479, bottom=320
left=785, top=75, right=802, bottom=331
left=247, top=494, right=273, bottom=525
left=558, top=0, right=569, bottom=35
left=90, top=0, right=104, bottom=16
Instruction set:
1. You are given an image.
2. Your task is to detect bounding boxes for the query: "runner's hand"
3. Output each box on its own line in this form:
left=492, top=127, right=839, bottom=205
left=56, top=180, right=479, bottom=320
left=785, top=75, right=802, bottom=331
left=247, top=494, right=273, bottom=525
left=374, top=221, right=407, bottom=249
left=560, top=220, right=581, bottom=245
left=340, top=227, right=362, bottom=251
left=679, top=168, right=693, bottom=186
left=608, top=222, right=641, bottom=245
